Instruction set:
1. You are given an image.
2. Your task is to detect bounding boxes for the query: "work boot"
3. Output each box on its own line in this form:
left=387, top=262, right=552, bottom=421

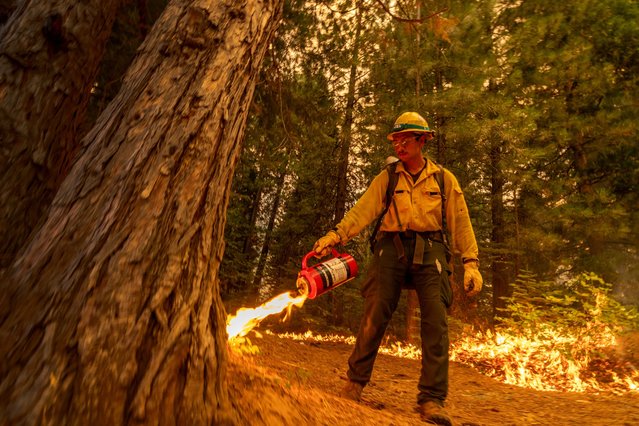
left=419, top=400, right=452, bottom=425
left=339, top=380, right=364, bottom=402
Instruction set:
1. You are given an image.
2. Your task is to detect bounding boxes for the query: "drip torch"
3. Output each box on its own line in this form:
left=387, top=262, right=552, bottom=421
left=296, top=248, right=358, bottom=299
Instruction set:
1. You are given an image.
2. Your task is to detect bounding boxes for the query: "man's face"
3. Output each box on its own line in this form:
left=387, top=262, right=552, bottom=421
left=392, top=133, right=424, bottom=162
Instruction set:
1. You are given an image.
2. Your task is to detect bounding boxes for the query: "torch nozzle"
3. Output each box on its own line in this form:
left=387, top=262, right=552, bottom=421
left=296, top=277, right=310, bottom=297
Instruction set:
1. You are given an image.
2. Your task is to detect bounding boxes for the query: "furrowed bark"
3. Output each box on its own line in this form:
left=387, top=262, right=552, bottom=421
left=0, top=0, right=283, bottom=424
left=0, top=0, right=125, bottom=268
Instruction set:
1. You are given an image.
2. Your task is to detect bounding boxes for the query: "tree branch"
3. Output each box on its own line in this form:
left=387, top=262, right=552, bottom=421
left=373, top=0, right=448, bottom=23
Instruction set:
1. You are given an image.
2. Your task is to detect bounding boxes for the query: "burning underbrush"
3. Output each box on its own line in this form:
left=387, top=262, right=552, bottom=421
left=226, top=272, right=639, bottom=394
left=268, top=327, right=639, bottom=394
left=470, top=272, right=639, bottom=393
left=449, top=326, right=639, bottom=393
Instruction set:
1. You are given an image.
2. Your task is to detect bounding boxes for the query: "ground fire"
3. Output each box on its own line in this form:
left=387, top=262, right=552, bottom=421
left=226, top=251, right=638, bottom=395
left=227, top=304, right=639, bottom=394
left=269, top=329, right=639, bottom=394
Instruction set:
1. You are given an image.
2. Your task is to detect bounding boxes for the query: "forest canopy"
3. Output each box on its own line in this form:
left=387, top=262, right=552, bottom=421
left=219, top=0, right=639, bottom=329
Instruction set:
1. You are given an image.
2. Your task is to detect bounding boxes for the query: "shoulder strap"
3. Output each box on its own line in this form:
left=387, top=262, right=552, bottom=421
left=434, top=164, right=450, bottom=247
left=369, top=161, right=399, bottom=253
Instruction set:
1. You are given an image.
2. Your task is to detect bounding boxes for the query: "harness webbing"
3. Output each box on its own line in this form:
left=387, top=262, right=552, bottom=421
left=369, top=161, right=449, bottom=253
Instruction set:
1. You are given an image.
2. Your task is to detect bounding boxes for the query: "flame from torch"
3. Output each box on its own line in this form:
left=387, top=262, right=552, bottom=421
left=226, top=291, right=307, bottom=340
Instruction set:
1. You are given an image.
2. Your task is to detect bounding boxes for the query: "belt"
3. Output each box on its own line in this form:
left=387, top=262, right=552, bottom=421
left=378, top=230, right=446, bottom=266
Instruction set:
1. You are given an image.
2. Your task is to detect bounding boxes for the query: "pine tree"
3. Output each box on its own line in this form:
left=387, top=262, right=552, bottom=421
left=499, top=0, right=639, bottom=289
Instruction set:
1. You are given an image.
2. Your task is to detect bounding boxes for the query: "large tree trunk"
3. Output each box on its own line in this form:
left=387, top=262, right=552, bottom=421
left=0, top=0, right=126, bottom=268
left=0, top=0, right=283, bottom=424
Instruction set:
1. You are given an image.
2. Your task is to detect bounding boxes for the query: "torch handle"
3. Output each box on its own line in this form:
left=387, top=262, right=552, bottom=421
left=302, top=248, right=339, bottom=269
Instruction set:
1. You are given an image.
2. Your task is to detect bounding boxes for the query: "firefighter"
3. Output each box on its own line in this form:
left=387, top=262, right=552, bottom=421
left=313, top=111, right=482, bottom=426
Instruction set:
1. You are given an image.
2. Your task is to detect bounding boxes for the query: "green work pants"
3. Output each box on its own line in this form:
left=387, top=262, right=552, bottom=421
left=346, top=233, right=452, bottom=405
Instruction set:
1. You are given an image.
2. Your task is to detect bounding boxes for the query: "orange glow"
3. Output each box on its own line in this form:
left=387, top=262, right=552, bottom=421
left=226, top=292, right=307, bottom=340
left=449, top=327, right=638, bottom=394
left=270, top=328, right=639, bottom=394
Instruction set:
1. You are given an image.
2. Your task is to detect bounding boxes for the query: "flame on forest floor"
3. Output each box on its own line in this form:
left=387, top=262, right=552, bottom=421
left=226, top=291, right=307, bottom=340
left=225, top=291, right=638, bottom=394
left=269, top=329, right=639, bottom=394
left=449, top=327, right=639, bottom=394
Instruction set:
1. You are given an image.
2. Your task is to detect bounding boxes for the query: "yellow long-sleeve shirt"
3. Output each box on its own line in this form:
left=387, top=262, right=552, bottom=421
left=334, top=158, right=479, bottom=261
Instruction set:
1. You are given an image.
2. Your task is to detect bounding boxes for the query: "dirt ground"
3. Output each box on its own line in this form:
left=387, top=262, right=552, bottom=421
left=226, top=332, right=639, bottom=426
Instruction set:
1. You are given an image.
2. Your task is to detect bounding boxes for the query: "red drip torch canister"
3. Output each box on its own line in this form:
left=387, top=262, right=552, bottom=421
left=296, top=249, right=358, bottom=299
